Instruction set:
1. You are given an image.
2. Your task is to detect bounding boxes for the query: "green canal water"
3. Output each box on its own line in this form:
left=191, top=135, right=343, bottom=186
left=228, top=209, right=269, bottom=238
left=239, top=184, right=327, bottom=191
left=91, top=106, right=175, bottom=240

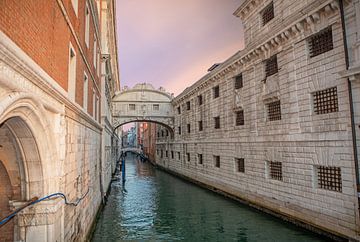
left=91, top=154, right=328, bottom=242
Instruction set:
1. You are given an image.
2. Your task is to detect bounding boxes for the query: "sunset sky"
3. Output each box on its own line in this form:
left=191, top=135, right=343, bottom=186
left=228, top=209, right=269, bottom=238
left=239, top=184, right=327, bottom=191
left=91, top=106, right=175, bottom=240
left=116, top=0, right=245, bottom=96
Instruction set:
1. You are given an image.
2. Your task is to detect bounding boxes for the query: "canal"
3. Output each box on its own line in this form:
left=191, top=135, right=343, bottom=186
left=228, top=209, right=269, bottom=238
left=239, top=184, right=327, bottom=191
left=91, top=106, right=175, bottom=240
left=91, top=153, right=328, bottom=241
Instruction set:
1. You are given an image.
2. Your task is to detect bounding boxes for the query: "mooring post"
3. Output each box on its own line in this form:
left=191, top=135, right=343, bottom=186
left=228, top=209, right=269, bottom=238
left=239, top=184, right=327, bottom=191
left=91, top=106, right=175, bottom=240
left=121, top=156, right=125, bottom=183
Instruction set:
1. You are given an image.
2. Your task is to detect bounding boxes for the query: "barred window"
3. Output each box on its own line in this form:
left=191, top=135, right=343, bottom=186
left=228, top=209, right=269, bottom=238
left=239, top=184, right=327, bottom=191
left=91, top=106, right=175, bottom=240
left=198, top=154, right=203, bottom=165
left=214, top=155, right=220, bottom=168
left=198, top=120, right=203, bottom=131
left=187, top=153, right=190, bottom=162
left=262, top=2, right=274, bottom=26
left=171, top=151, right=174, bottom=159
left=235, top=74, right=243, bottom=89
left=236, top=110, right=244, bottom=126
left=236, top=158, right=245, bottom=173
left=129, top=104, right=136, bottom=110
left=186, top=101, right=191, bottom=110
left=265, top=55, right=278, bottom=77
left=309, top=27, right=333, bottom=58
left=313, top=87, right=338, bottom=114
left=213, top=85, right=220, bottom=98
left=269, top=161, right=282, bottom=181
left=317, top=166, right=342, bottom=192
left=187, top=123, right=191, bottom=133
left=177, top=106, right=181, bottom=114
left=267, top=100, right=281, bottom=121
left=153, top=104, right=159, bottom=110
left=214, top=116, right=220, bottom=129
left=198, top=95, right=203, bottom=105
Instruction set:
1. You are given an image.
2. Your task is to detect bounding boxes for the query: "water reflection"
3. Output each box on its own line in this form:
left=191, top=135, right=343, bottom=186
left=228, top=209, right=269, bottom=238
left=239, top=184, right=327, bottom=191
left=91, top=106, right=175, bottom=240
left=92, top=153, right=328, bottom=242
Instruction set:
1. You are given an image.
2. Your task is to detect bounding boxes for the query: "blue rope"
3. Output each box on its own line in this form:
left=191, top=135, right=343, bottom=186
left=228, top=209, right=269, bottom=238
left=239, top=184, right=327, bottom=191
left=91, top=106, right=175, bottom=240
left=0, top=189, right=89, bottom=226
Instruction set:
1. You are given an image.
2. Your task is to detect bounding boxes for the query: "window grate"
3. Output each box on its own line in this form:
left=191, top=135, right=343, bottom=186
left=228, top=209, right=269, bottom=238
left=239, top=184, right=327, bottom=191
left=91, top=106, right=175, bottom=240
left=198, top=95, right=203, bottom=105
left=213, top=85, right=220, bottom=98
left=235, top=74, right=243, bottom=89
left=318, top=166, right=342, bottom=192
left=313, top=87, right=338, bottom=114
left=262, top=2, right=274, bottom=26
left=236, top=110, right=244, bottom=126
left=269, top=161, right=282, bottom=181
left=309, top=27, right=333, bottom=58
left=236, top=158, right=245, bottom=173
left=186, top=101, right=191, bottom=110
left=198, top=120, right=203, bottom=131
left=214, top=116, right=220, bottom=129
left=265, top=55, right=278, bottom=77
left=267, top=100, right=281, bottom=121
left=214, top=156, right=220, bottom=168
left=198, top=154, right=203, bottom=165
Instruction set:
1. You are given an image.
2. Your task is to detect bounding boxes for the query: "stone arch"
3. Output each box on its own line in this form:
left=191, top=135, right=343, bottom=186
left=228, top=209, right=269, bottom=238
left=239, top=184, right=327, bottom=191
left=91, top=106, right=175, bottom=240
left=114, top=119, right=175, bottom=138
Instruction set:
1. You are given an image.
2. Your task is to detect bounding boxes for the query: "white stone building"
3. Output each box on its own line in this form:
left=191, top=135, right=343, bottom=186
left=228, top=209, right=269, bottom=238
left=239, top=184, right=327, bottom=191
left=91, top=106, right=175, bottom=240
left=156, top=0, right=360, bottom=240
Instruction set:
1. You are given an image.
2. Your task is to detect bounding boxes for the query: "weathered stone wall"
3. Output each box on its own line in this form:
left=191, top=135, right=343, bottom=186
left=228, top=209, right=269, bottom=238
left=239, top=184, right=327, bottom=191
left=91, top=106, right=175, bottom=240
left=156, top=0, right=360, bottom=240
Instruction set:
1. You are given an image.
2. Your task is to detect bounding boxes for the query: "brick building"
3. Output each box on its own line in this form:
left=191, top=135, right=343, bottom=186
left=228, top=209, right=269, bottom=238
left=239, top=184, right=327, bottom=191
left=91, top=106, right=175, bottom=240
left=0, top=0, right=120, bottom=241
left=156, top=0, right=360, bottom=240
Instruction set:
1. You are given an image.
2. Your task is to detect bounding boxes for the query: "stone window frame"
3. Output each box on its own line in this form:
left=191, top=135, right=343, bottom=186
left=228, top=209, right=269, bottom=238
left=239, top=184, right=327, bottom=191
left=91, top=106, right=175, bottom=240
left=177, top=106, right=181, bottom=114
left=266, top=160, right=283, bottom=181
left=68, top=43, right=77, bottom=102
left=187, top=153, right=191, bottom=162
left=198, top=154, right=203, bottom=165
left=264, top=55, right=278, bottom=78
left=165, top=150, right=168, bottom=158
left=235, top=158, right=245, bottom=173
left=214, top=116, right=220, bottom=129
left=235, top=109, right=245, bottom=126
left=83, top=72, right=88, bottom=111
left=266, top=100, right=281, bottom=121
left=214, top=155, right=220, bottom=168
left=171, top=151, right=174, bottom=159
left=177, top=152, right=181, bottom=160
left=178, top=126, right=181, bottom=135
left=85, top=2, right=90, bottom=47
left=213, top=85, right=220, bottom=99
left=261, top=2, right=274, bottom=26
left=234, top=73, right=243, bottom=89
left=186, top=101, right=191, bottom=110
left=312, top=87, right=338, bottom=115
left=187, top=123, right=191, bottom=133
left=314, top=165, right=342, bottom=192
left=308, top=26, right=334, bottom=58
left=198, top=94, right=203, bottom=105
left=198, top=120, right=203, bottom=131
left=153, top=104, right=160, bottom=111
left=128, top=104, right=136, bottom=111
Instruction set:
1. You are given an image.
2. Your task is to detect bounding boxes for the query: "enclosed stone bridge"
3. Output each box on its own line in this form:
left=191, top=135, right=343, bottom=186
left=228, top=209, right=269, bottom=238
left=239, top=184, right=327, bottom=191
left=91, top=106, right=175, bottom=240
left=112, top=83, right=174, bottom=132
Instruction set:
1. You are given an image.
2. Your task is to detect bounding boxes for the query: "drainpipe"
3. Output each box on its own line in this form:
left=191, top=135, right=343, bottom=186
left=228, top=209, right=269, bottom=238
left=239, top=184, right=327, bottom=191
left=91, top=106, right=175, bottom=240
left=339, top=0, right=360, bottom=199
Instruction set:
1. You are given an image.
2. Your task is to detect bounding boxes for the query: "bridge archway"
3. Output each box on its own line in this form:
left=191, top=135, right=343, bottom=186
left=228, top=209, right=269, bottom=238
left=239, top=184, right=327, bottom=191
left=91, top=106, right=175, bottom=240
left=112, top=83, right=174, bottom=134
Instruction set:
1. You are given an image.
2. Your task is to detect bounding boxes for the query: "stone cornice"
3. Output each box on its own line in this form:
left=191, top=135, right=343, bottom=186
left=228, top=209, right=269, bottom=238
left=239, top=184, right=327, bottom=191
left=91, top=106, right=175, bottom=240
left=233, top=0, right=264, bottom=20
left=173, top=0, right=341, bottom=106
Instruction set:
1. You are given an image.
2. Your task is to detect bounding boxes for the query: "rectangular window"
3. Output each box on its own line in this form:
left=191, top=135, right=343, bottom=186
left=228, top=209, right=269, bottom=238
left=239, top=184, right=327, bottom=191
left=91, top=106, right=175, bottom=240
left=68, top=44, right=77, bottom=101
left=309, top=27, right=333, bottom=58
left=161, top=130, right=164, bottom=137
left=171, top=151, right=174, bottom=159
left=93, top=36, right=97, bottom=69
left=161, top=150, right=163, bottom=158
left=129, top=104, right=136, bottom=110
left=198, top=120, right=203, bottom=131
left=166, top=150, right=168, bottom=157
left=262, top=2, right=274, bottom=26
left=83, top=73, right=88, bottom=111
left=213, top=85, right=220, bottom=98
left=235, top=110, right=244, bottom=126
left=157, top=132, right=160, bottom=137
left=178, top=152, right=181, bottom=160
left=236, top=158, right=245, bottom=173
left=187, top=153, right=190, bottom=162
left=269, top=161, right=282, bottom=181
left=186, top=101, right=191, bottom=110
left=235, top=74, right=243, bottom=89
left=187, top=123, right=191, bottom=133
left=153, top=104, right=160, bottom=110
left=267, top=100, right=281, bottom=121
left=92, top=89, right=96, bottom=118
left=214, top=155, right=220, bottom=168
left=313, top=87, right=338, bottom=114
left=317, top=166, right=342, bottom=192
left=85, top=3, right=90, bottom=47
left=166, top=130, right=169, bottom=136
left=178, top=126, right=181, bottom=135
left=198, top=95, right=203, bottom=105
left=177, top=106, right=181, bottom=114
left=198, top=154, right=203, bottom=165
left=265, top=55, right=278, bottom=77
left=214, top=116, right=220, bottom=129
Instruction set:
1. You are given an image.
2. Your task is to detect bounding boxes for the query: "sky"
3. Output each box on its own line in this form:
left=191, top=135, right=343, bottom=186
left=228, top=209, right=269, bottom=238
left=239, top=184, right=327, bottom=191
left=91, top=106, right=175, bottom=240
left=116, top=0, right=245, bottom=96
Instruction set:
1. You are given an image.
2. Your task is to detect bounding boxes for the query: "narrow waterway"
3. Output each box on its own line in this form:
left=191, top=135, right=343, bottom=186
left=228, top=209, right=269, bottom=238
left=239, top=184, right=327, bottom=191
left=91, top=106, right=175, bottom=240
left=91, top=153, right=328, bottom=241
